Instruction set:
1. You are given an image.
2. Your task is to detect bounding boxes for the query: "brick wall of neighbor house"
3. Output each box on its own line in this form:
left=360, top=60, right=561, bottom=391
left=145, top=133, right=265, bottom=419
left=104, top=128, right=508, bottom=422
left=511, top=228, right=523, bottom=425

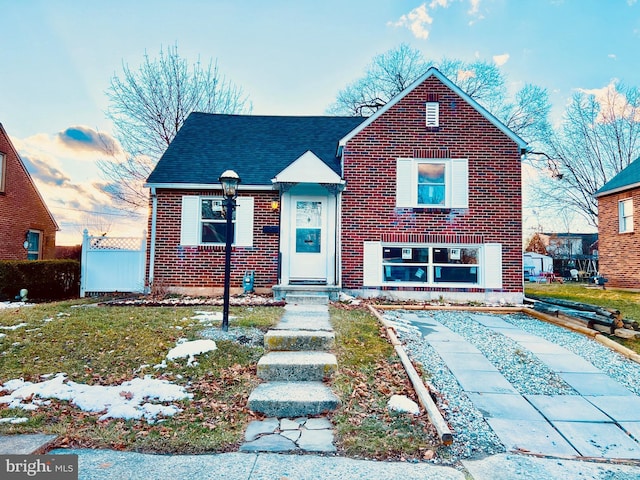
left=598, top=188, right=640, bottom=289
left=147, top=189, right=280, bottom=294
left=341, top=75, right=523, bottom=294
left=0, top=130, right=57, bottom=260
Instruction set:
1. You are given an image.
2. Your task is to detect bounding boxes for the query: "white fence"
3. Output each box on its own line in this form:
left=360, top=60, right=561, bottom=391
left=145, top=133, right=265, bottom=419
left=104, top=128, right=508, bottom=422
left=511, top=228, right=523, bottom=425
left=80, top=230, right=147, bottom=297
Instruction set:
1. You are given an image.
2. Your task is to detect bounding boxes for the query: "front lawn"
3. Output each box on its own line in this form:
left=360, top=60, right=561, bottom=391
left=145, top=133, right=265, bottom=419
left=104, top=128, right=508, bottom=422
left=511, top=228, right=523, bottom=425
left=0, top=299, right=439, bottom=460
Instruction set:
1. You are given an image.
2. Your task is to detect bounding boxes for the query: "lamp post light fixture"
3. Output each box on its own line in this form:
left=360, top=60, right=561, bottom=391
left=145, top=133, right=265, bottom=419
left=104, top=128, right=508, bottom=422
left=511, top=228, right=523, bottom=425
left=219, top=170, right=240, bottom=332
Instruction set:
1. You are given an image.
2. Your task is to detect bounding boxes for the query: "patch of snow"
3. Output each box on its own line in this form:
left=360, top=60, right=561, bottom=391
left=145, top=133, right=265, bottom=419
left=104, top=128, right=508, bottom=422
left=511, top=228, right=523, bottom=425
left=0, top=373, right=192, bottom=423
left=387, top=394, right=421, bottom=415
left=0, top=323, right=28, bottom=331
left=0, top=333, right=5, bottom=339
left=166, top=339, right=217, bottom=366
left=0, top=302, right=34, bottom=310
left=0, top=417, right=28, bottom=424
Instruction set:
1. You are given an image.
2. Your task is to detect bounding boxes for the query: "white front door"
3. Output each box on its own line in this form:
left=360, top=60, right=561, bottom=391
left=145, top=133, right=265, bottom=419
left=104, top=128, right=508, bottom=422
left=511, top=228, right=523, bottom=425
left=289, top=196, right=328, bottom=281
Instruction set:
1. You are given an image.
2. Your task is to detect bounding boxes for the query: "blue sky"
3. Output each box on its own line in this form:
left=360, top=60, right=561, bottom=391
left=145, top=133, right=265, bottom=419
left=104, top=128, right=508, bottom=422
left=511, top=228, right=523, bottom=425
left=2, top=0, right=639, bottom=244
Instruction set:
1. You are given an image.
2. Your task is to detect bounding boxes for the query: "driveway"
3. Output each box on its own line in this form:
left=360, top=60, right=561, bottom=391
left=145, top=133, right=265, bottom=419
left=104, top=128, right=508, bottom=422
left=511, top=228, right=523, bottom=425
left=385, top=309, right=640, bottom=462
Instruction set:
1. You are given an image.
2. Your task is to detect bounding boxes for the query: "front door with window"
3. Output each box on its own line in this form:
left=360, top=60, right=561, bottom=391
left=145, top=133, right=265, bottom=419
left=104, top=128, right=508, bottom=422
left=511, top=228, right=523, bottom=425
left=289, top=196, right=327, bottom=282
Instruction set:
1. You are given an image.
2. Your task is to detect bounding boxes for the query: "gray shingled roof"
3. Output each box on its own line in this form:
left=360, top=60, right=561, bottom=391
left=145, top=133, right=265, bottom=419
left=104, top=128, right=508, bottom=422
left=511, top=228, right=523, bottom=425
left=146, top=112, right=365, bottom=186
left=595, top=157, right=640, bottom=197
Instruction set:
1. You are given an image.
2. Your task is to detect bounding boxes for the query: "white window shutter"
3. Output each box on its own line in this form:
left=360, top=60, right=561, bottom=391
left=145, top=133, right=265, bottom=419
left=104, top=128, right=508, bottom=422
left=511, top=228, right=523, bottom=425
left=235, top=196, right=254, bottom=247
left=450, top=159, right=469, bottom=208
left=180, top=196, right=200, bottom=246
left=363, top=241, right=382, bottom=286
left=483, top=243, right=503, bottom=289
left=425, top=102, right=440, bottom=127
left=396, top=159, right=413, bottom=207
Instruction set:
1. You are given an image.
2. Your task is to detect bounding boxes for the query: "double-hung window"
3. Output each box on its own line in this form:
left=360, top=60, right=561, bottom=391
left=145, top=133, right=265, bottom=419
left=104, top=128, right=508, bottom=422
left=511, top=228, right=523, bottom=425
left=619, top=199, right=634, bottom=233
left=396, top=158, right=468, bottom=209
left=201, top=199, right=234, bottom=244
left=180, top=195, right=254, bottom=247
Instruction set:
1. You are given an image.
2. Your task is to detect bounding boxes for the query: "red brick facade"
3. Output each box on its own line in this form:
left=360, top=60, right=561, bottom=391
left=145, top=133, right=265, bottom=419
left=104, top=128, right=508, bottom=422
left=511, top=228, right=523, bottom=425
left=147, top=189, right=280, bottom=294
left=597, top=189, right=639, bottom=289
left=0, top=125, right=57, bottom=260
left=341, top=75, right=523, bottom=295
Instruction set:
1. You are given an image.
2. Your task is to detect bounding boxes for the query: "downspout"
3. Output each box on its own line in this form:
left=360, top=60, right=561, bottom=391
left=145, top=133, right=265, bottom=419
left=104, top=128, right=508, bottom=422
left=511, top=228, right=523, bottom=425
left=148, top=187, right=158, bottom=293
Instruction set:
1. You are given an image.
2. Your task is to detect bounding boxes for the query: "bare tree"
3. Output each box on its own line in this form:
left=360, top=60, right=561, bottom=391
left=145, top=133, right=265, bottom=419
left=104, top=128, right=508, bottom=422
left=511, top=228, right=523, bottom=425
left=528, top=82, right=640, bottom=227
left=328, top=45, right=551, bottom=145
left=98, top=44, right=251, bottom=209
left=327, top=44, right=428, bottom=116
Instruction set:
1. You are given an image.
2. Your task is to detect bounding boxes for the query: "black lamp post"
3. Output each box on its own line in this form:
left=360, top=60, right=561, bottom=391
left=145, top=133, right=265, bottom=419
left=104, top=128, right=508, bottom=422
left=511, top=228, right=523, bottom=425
left=219, top=169, right=240, bottom=332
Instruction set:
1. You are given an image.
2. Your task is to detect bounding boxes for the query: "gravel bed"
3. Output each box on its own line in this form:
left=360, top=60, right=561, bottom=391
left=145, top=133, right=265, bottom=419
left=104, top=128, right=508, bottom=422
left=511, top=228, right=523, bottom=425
left=382, top=309, right=640, bottom=464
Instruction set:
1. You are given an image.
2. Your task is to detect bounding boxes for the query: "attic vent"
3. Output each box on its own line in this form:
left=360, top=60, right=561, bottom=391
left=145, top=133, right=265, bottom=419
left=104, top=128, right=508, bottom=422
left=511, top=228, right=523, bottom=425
left=425, top=102, right=440, bottom=128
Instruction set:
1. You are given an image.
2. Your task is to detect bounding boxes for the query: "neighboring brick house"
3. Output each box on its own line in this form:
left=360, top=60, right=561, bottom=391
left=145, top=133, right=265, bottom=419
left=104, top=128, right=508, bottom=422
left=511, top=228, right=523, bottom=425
left=595, top=158, right=640, bottom=289
left=145, top=67, right=527, bottom=303
left=0, top=123, right=58, bottom=260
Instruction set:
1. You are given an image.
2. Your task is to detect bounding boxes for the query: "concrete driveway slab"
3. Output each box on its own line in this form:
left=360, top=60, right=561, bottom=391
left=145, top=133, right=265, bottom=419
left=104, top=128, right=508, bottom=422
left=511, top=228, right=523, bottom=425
left=551, top=421, right=640, bottom=459
left=525, top=395, right=612, bottom=422
left=559, top=373, right=634, bottom=396
left=533, top=353, right=601, bottom=373
left=454, top=370, right=518, bottom=394
left=467, top=392, right=542, bottom=420
left=484, top=418, right=579, bottom=456
left=586, top=395, right=640, bottom=421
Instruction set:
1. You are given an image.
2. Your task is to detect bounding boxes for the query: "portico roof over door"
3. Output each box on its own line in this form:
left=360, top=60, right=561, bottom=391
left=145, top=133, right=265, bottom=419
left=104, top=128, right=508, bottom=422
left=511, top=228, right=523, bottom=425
left=273, top=150, right=344, bottom=287
left=272, top=150, right=345, bottom=186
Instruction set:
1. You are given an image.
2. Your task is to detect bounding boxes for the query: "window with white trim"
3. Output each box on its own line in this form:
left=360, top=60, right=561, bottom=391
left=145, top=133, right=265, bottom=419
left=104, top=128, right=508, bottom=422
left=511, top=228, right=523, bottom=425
left=364, top=242, right=503, bottom=289
left=180, top=195, right=254, bottom=247
left=396, top=158, right=468, bottom=209
left=382, top=245, right=479, bottom=284
left=619, top=198, right=634, bottom=233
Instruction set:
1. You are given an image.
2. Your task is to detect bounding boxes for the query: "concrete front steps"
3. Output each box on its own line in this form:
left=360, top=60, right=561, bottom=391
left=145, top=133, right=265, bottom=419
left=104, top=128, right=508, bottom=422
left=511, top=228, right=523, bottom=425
left=247, top=294, right=340, bottom=418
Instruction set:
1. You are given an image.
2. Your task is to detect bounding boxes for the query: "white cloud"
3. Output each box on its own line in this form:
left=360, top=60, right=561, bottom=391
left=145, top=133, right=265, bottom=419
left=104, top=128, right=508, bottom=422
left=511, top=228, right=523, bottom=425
left=608, top=53, right=617, bottom=60
left=389, top=4, right=433, bottom=39
left=390, top=0, right=485, bottom=39
left=493, top=53, right=510, bottom=66
left=578, top=80, right=640, bottom=123
left=457, top=69, right=476, bottom=81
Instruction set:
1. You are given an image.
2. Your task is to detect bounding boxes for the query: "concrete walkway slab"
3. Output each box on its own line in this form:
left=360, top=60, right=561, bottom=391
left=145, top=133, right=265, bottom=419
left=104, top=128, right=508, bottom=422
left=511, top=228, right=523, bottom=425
left=434, top=352, right=498, bottom=372
left=586, top=395, right=640, bottom=421
left=0, top=434, right=57, bottom=454
left=462, top=453, right=640, bottom=480
left=467, top=393, right=542, bottom=420
left=484, top=418, right=579, bottom=456
left=453, top=370, right=518, bottom=394
left=533, top=353, right=601, bottom=373
left=552, top=421, right=640, bottom=459
left=559, top=373, right=634, bottom=396
left=469, top=314, right=517, bottom=329
left=427, top=339, right=480, bottom=353
left=504, top=338, right=569, bottom=355
left=49, top=449, right=467, bottom=480
left=525, top=395, right=613, bottom=422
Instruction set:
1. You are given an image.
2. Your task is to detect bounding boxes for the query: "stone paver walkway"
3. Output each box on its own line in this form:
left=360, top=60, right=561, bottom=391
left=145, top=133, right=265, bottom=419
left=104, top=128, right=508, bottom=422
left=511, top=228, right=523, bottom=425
left=402, top=312, right=640, bottom=460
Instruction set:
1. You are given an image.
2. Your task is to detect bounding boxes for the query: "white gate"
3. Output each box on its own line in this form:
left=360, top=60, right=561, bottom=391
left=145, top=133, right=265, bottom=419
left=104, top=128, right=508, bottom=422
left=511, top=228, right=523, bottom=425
left=80, top=230, right=147, bottom=297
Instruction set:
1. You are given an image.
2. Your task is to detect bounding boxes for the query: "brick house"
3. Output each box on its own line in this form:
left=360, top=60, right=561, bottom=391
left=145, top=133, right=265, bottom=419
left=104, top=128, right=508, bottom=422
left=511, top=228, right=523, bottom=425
left=595, top=158, right=640, bottom=289
left=0, top=123, right=58, bottom=260
left=145, top=67, right=527, bottom=303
